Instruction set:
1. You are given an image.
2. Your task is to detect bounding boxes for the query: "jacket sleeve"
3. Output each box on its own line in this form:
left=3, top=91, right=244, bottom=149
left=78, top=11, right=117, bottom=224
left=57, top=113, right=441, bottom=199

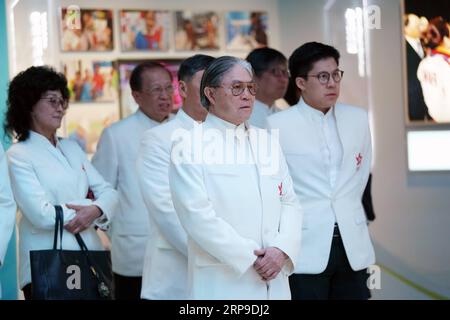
left=0, top=147, right=16, bottom=266
left=7, top=149, right=77, bottom=230
left=91, top=128, right=118, bottom=188
left=137, top=130, right=188, bottom=256
left=169, top=150, right=260, bottom=276
left=266, top=143, right=303, bottom=274
left=359, top=114, right=372, bottom=196
left=83, top=157, right=118, bottom=230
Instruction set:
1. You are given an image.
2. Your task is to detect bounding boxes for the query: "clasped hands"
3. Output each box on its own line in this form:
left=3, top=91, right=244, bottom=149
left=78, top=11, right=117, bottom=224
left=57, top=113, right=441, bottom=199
left=64, top=204, right=102, bottom=234
left=253, top=247, right=288, bottom=282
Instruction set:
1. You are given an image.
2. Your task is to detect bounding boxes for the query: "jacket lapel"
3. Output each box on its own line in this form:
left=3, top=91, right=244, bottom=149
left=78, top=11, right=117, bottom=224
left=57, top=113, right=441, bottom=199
left=333, top=106, right=349, bottom=191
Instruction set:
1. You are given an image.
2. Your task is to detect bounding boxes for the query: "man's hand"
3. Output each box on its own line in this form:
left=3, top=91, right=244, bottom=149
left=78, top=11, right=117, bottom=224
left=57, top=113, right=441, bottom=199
left=64, top=204, right=102, bottom=234
left=253, top=247, right=288, bottom=281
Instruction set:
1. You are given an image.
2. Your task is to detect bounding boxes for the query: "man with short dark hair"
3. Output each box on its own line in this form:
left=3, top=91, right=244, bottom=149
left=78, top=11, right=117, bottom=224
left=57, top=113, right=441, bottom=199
left=268, top=42, right=375, bottom=300
left=92, top=62, right=174, bottom=299
left=246, top=47, right=289, bottom=128
left=137, top=54, right=214, bottom=299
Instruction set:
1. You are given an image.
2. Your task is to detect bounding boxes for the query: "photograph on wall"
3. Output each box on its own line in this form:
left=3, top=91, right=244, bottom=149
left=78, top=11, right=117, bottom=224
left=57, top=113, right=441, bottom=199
left=62, top=60, right=118, bottom=103
left=60, top=8, right=114, bottom=51
left=119, top=9, right=170, bottom=51
left=225, top=11, right=268, bottom=51
left=403, top=0, right=450, bottom=124
left=118, top=59, right=183, bottom=119
left=62, top=104, right=119, bottom=155
left=175, top=11, right=220, bottom=51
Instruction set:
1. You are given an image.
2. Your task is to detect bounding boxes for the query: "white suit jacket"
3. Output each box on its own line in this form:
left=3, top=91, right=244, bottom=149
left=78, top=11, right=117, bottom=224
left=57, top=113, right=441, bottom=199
left=267, top=98, right=375, bottom=274
left=248, top=99, right=282, bottom=129
left=92, top=109, right=171, bottom=276
left=7, top=131, right=118, bottom=288
left=169, top=113, right=302, bottom=300
left=0, top=145, right=16, bottom=267
left=137, top=108, right=195, bottom=299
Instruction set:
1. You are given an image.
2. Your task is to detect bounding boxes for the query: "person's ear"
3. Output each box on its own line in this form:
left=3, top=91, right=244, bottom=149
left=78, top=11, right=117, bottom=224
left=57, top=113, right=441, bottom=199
left=204, top=87, right=216, bottom=106
left=295, top=76, right=307, bottom=91
left=131, top=90, right=141, bottom=104
left=178, top=80, right=187, bottom=99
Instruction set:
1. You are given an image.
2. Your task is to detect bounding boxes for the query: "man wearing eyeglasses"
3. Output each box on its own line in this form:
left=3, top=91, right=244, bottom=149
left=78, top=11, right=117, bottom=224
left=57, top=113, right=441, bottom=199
left=92, top=62, right=174, bottom=300
left=246, top=47, right=289, bottom=128
left=267, top=42, right=375, bottom=300
left=168, top=56, right=302, bottom=299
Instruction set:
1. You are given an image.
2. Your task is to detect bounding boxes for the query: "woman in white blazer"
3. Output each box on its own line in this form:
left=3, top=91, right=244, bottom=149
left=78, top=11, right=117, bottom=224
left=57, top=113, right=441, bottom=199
left=0, top=144, right=16, bottom=298
left=169, top=57, right=302, bottom=300
left=5, top=66, right=118, bottom=299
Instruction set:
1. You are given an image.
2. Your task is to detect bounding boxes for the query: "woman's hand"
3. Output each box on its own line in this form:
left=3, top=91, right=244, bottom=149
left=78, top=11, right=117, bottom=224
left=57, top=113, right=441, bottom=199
left=64, top=204, right=102, bottom=234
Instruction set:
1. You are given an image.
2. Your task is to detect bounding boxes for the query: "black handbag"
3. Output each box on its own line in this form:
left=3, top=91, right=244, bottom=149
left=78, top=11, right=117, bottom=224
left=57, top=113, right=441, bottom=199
left=30, top=205, right=114, bottom=300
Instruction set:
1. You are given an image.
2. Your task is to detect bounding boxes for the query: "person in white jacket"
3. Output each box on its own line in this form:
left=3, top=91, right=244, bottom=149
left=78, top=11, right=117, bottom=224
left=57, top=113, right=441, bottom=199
left=5, top=66, right=118, bottom=299
left=137, top=54, right=214, bottom=300
left=267, top=42, right=375, bottom=300
left=245, top=47, right=289, bottom=128
left=92, top=62, right=174, bottom=299
left=0, top=144, right=16, bottom=299
left=168, top=56, right=303, bottom=300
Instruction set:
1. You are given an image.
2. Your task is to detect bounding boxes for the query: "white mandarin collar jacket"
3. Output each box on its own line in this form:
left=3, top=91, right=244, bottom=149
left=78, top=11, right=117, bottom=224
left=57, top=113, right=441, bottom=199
left=168, top=113, right=303, bottom=299
left=7, top=131, right=118, bottom=288
left=267, top=98, right=375, bottom=274
left=137, top=108, right=197, bottom=299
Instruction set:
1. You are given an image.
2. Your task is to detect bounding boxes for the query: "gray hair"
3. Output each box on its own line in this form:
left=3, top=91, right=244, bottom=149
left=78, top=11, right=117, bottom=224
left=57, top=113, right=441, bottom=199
left=200, top=56, right=253, bottom=109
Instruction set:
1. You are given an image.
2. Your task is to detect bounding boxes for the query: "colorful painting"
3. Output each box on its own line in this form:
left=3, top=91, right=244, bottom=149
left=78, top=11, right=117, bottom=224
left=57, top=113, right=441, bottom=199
left=62, top=60, right=118, bottom=103
left=226, top=11, right=268, bottom=51
left=120, top=10, right=170, bottom=51
left=175, top=11, right=220, bottom=51
left=60, top=8, right=114, bottom=51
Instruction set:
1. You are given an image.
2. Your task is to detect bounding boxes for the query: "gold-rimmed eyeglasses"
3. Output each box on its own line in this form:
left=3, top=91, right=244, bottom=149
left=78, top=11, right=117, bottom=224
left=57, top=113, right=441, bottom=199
left=212, top=82, right=258, bottom=96
left=40, top=96, right=68, bottom=110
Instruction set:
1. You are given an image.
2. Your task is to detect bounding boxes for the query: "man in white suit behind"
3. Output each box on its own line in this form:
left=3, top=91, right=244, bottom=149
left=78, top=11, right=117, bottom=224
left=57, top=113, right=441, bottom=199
left=168, top=56, right=303, bottom=300
left=267, top=42, right=375, bottom=299
left=137, top=54, right=215, bottom=299
left=0, top=145, right=16, bottom=299
left=92, top=62, right=174, bottom=299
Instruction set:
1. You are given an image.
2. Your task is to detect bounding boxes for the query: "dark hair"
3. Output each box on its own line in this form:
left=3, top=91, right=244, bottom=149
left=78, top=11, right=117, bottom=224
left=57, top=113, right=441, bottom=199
left=5, top=65, right=69, bottom=142
left=129, top=61, right=172, bottom=91
left=289, top=42, right=340, bottom=80
left=429, top=16, right=449, bottom=39
left=177, top=54, right=215, bottom=82
left=246, top=47, right=287, bottom=77
left=284, top=77, right=301, bottom=106
left=200, top=56, right=253, bottom=109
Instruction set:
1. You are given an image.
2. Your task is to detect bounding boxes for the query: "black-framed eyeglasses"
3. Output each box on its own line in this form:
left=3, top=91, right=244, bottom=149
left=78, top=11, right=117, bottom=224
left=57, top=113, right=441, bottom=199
left=40, top=95, right=68, bottom=110
left=141, top=84, right=175, bottom=96
left=300, top=70, right=344, bottom=84
left=213, top=82, right=258, bottom=96
left=267, top=67, right=290, bottom=78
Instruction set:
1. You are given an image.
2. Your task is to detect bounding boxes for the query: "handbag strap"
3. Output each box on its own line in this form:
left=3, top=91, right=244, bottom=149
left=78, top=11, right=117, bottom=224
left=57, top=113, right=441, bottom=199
left=53, top=205, right=64, bottom=250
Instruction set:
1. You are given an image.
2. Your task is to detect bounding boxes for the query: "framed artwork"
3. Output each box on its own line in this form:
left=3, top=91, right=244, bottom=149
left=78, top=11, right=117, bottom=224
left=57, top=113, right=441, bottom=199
left=62, top=104, right=119, bottom=155
left=60, top=8, right=114, bottom=51
left=225, top=11, right=268, bottom=51
left=175, top=11, right=220, bottom=51
left=403, top=0, right=450, bottom=124
left=119, top=9, right=171, bottom=51
left=117, top=59, right=183, bottom=119
left=62, top=60, right=118, bottom=103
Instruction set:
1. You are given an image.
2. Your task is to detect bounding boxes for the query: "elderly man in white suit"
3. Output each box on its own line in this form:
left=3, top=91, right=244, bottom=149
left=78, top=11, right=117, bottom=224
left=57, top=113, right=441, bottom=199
left=92, top=62, right=174, bottom=299
left=168, top=56, right=303, bottom=300
left=267, top=42, right=375, bottom=300
left=137, top=54, right=214, bottom=300
left=0, top=145, right=16, bottom=299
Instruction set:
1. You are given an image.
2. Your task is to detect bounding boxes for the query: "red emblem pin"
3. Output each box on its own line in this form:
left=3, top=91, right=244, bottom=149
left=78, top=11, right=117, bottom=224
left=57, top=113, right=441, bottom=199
left=278, top=182, right=283, bottom=196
